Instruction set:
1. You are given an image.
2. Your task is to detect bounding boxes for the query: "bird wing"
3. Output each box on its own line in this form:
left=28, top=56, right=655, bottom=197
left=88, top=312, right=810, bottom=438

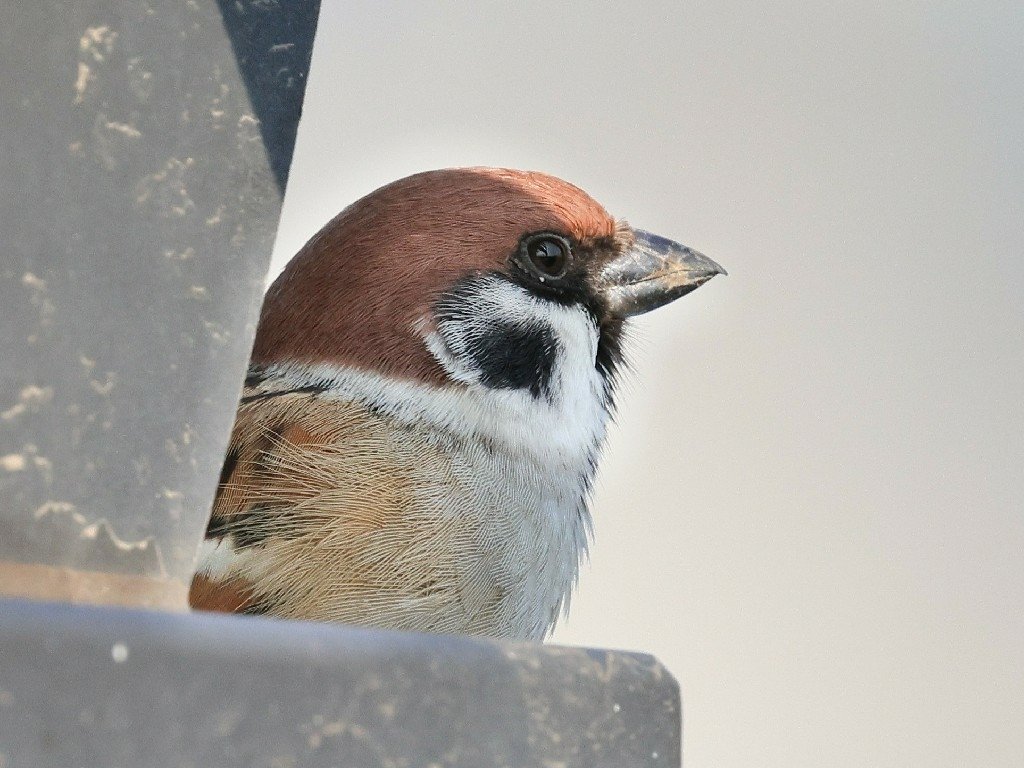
left=189, top=375, right=501, bottom=633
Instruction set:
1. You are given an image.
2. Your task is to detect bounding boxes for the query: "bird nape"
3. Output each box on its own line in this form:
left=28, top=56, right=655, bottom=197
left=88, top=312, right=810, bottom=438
left=190, top=167, right=725, bottom=641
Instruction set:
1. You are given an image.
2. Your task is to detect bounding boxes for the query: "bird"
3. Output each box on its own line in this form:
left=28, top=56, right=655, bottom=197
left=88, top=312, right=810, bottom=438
left=189, top=167, right=724, bottom=641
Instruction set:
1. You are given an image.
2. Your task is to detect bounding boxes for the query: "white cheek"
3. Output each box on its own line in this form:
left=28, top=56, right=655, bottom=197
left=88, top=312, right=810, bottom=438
left=420, top=325, right=482, bottom=387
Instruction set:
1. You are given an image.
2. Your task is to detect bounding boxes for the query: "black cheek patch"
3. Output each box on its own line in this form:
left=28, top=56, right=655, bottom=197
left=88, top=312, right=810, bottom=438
left=466, top=321, right=558, bottom=399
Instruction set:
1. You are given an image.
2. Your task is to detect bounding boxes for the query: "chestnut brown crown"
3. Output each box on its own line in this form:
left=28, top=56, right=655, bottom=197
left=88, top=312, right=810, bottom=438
left=252, top=167, right=621, bottom=385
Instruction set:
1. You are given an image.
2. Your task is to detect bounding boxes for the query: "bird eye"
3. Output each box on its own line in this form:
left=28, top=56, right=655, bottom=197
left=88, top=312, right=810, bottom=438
left=524, top=234, right=570, bottom=279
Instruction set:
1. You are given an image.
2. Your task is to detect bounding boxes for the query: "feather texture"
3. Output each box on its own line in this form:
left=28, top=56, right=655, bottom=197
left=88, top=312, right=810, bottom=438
left=192, top=339, right=604, bottom=639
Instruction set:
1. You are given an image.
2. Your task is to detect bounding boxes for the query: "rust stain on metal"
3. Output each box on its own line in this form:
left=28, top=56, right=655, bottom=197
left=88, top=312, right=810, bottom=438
left=0, top=560, right=187, bottom=611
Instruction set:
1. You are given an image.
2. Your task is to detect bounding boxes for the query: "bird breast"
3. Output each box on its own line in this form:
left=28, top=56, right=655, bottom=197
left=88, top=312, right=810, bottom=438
left=196, top=357, right=605, bottom=640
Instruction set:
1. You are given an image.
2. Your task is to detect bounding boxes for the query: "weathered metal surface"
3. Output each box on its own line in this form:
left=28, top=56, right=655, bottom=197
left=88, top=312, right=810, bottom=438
left=0, top=0, right=320, bottom=599
left=0, top=599, right=681, bottom=767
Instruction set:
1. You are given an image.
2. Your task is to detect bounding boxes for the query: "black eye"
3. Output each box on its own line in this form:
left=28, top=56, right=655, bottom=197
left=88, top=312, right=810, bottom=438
left=524, top=234, right=570, bottom=278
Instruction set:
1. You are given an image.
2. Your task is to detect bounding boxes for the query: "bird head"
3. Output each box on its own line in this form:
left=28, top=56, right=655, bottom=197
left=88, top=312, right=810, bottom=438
left=252, top=167, right=724, bottom=408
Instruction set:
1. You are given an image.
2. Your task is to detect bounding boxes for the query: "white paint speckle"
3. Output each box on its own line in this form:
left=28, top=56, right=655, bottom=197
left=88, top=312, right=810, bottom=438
left=20, top=385, right=53, bottom=406
left=21, top=272, right=46, bottom=291
left=33, top=500, right=78, bottom=520
left=79, top=26, right=118, bottom=62
left=74, top=62, right=92, bottom=103
left=0, top=454, right=26, bottom=472
left=0, top=403, right=24, bottom=421
left=103, top=120, right=141, bottom=139
left=89, top=373, right=116, bottom=396
left=612, top=702, right=621, bottom=713
left=111, top=642, right=128, bottom=663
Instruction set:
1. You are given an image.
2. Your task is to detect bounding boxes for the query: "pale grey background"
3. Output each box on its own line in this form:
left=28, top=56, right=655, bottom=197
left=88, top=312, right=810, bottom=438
left=269, top=2, right=1023, bottom=765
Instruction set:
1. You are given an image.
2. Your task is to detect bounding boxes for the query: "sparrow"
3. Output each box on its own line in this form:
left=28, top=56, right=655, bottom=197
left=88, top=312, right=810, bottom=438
left=189, top=167, right=724, bottom=641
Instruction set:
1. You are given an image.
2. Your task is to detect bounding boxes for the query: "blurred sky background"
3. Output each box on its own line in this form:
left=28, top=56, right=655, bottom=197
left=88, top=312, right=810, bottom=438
left=269, top=2, right=1023, bottom=765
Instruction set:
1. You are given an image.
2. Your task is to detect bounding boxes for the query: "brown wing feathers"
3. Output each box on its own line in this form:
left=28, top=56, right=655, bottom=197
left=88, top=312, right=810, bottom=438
left=188, top=385, right=489, bottom=631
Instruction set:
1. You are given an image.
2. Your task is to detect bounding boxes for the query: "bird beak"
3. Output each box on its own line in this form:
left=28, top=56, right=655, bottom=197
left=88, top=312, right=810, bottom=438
left=599, top=229, right=726, bottom=318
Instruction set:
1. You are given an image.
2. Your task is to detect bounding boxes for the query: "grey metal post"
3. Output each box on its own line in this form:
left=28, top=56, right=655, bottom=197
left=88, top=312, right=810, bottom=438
left=1, top=0, right=319, bottom=608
